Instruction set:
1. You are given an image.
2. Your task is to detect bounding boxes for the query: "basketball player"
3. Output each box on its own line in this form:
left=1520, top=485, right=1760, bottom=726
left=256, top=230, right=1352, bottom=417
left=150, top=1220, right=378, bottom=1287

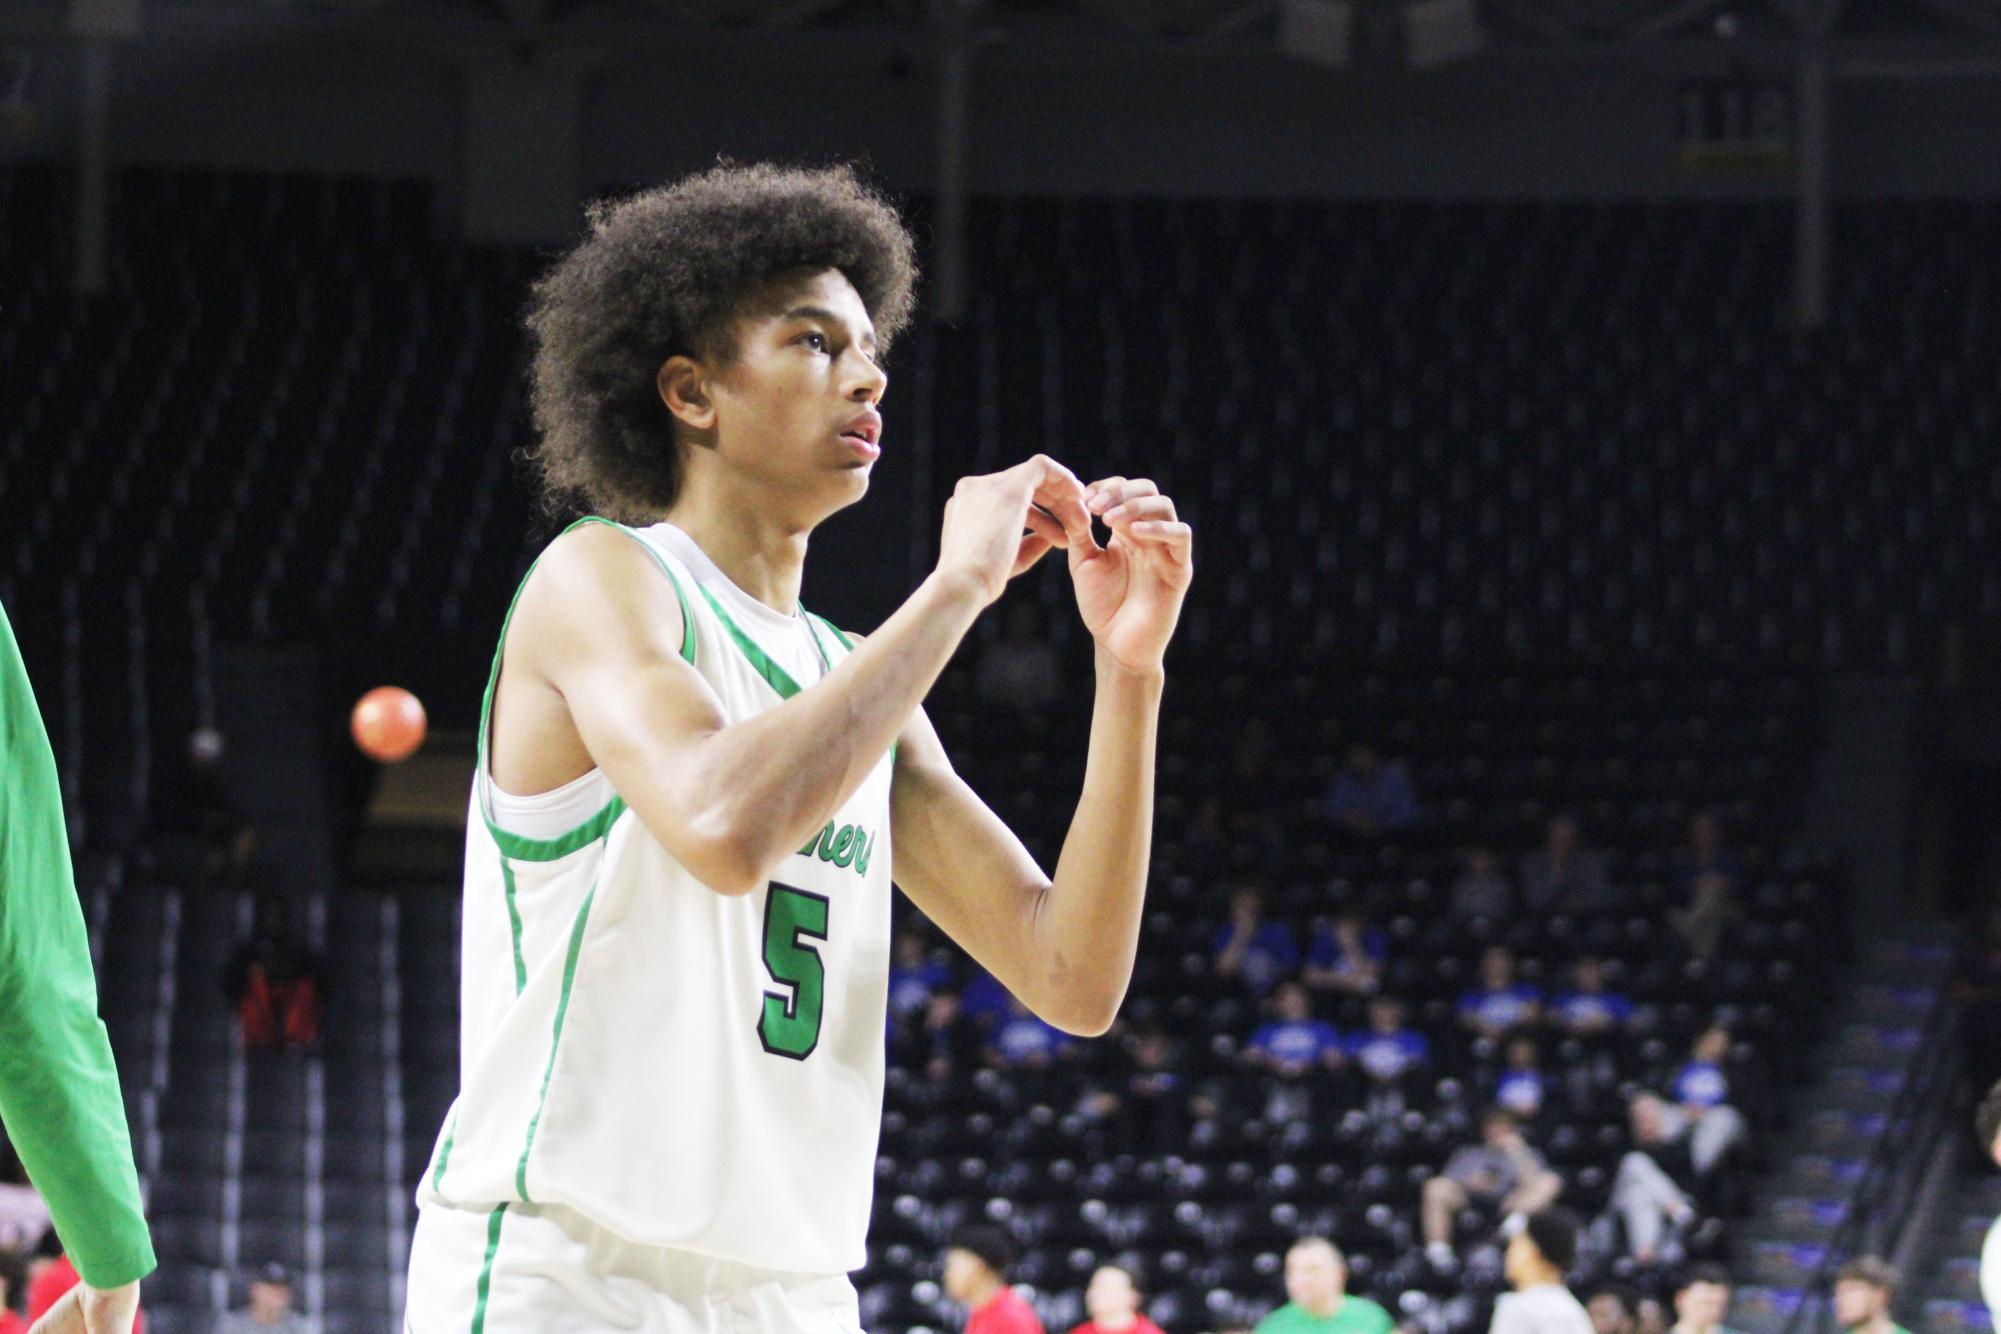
left=0, top=601, right=154, bottom=1334
left=403, top=162, right=1192, bottom=1332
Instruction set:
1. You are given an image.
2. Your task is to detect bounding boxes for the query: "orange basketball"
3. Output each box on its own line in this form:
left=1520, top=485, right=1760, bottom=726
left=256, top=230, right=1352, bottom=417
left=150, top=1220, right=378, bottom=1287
left=351, top=686, right=427, bottom=763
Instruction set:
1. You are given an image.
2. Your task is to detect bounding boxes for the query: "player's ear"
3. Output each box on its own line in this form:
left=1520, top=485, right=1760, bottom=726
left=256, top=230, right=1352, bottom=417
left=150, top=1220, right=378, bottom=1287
left=657, top=355, right=718, bottom=435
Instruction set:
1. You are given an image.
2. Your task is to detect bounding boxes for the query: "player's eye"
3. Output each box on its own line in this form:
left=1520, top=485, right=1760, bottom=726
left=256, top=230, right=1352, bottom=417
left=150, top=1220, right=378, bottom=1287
left=799, top=331, right=830, bottom=352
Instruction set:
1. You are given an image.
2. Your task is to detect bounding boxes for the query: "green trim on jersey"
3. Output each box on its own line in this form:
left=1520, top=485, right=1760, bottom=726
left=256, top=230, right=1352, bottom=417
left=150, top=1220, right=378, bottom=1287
left=500, top=860, right=527, bottom=994
left=807, top=612, right=856, bottom=652
left=514, top=880, right=600, bottom=1202
left=699, top=586, right=807, bottom=699
left=431, top=1109, right=458, bottom=1192
left=468, top=1204, right=507, bottom=1334
left=474, top=517, right=693, bottom=859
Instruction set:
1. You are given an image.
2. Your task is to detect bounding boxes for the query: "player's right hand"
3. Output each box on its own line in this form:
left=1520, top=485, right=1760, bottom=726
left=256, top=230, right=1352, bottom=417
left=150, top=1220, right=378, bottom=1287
left=935, top=455, right=1099, bottom=605
left=27, top=1280, right=140, bottom=1334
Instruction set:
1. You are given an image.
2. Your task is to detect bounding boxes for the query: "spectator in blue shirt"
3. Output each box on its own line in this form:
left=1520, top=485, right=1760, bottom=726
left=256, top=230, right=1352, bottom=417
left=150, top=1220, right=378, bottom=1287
left=1551, top=956, right=1639, bottom=1036
left=1247, top=983, right=1345, bottom=1076
left=1325, top=744, right=1419, bottom=838
left=1215, top=885, right=1300, bottom=996
left=1458, top=945, right=1544, bottom=1038
left=888, top=930, right=952, bottom=1031
left=1672, top=1026, right=1732, bottom=1110
left=961, top=966, right=1014, bottom=1028
left=1303, top=910, right=1387, bottom=996
left=1348, top=997, right=1430, bottom=1085
left=987, top=996, right=1071, bottom=1071
left=1495, top=1036, right=1547, bottom=1120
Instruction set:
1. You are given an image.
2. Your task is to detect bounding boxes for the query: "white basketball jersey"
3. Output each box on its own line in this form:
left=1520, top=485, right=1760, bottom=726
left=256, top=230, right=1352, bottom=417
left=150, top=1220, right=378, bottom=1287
left=418, top=518, right=895, bottom=1277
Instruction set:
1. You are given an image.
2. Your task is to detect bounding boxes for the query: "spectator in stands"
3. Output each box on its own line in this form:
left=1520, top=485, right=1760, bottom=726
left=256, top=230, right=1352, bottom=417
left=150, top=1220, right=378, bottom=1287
left=1347, top=997, right=1430, bottom=1097
left=1633, top=1299, right=1670, bottom=1334
left=1495, top=1036, right=1547, bottom=1121
left=1458, top=946, right=1543, bottom=1039
left=961, top=966, right=1014, bottom=1030
left=216, top=1262, right=307, bottom=1333
left=1670, top=1028, right=1748, bottom=1170
left=1451, top=848, right=1514, bottom=920
left=1491, top=1209, right=1592, bottom=1334
left=146, top=726, right=258, bottom=896
left=1252, top=1237, right=1392, bottom=1334
left=1215, top=885, right=1300, bottom=997
left=1610, top=1094, right=1698, bottom=1264
left=1112, top=1027, right=1191, bottom=1157
left=987, top=996, right=1072, bottom=1071
left=1325, top=744, right=1419, bottom=839
left=889, top=928, right=951, bottom=1030
left=1551, top=957, right=1638, bottom=1037
left=1246, top=983, right=1343, bottom=1121
left=1068, top=1263, right=1163, bottom=1334
left=220, top=894, right=328, bottom=1052
left=1668, top=1265, right=1736, bottom=1334
left=0, top=1252, right=24, bottom=1334
left=1303, top=910, right=1386, bottom=996
left=1830, top=1258, right=1911, bottom=1334
left=1670, top=812, right=1746, bottom=902
left=1583, top=1286, right=1636, bottom=1334
left=1422, top=1109, right=1564, bottom=1271
left=944, top=1226, right=1045, bottom=1334
left=1669, top=872, right=1739, bottom=962
left=975, top=601, right=1060, bottom=718
left=1521, top=814, right=1613, bottom=915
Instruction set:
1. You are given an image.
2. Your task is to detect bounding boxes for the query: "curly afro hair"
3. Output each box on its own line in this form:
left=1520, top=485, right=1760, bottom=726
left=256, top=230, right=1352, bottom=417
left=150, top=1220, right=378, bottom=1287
left=524, top=161, right=919, bottom=523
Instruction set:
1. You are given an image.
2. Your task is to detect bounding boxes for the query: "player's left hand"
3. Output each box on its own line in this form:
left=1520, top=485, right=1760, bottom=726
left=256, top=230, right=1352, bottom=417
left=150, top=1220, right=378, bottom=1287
left=1067, top=476, right=1193, bottom=674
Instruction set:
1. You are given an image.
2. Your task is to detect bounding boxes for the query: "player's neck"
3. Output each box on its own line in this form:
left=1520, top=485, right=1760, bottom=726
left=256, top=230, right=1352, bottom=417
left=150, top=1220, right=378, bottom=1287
left=665, top=485, right=811, bottom=615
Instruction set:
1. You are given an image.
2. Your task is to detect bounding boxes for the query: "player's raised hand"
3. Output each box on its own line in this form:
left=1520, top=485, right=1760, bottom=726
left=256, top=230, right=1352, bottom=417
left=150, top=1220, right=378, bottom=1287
left=935, top=455, right=1099, bottom=605
left=1069, top=476, right=1194, bottom=673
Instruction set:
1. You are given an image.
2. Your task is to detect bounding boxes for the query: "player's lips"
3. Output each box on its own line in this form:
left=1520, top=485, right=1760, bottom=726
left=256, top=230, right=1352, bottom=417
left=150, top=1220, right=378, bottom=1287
left=838, top=409, right=882, bottom=462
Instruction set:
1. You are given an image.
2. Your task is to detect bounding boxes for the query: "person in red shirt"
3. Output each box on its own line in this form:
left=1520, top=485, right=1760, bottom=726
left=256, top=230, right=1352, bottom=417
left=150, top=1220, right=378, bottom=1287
left=25, top=1253, right=145, bottom=1333
left=0, top=1250, right=26, bottom=1334
left=945, top=1226, right=1045, bottom=1334
left=1068, top=1264, right=1165, bottom=1334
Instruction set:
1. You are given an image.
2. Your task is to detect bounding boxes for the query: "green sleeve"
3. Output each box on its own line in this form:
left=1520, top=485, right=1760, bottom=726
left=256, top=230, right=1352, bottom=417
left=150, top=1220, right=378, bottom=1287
left=0, top=601, right=156, bottom=1287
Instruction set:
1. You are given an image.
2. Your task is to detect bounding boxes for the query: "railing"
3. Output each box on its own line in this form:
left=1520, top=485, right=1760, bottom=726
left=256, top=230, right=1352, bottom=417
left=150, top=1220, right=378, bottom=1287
left=1779, top=984, right=1959, bottom=1334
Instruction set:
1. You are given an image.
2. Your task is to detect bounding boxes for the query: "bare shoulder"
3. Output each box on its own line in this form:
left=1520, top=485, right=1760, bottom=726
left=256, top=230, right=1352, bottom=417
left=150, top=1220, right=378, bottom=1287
left=513, top=520, right=688, bottom=674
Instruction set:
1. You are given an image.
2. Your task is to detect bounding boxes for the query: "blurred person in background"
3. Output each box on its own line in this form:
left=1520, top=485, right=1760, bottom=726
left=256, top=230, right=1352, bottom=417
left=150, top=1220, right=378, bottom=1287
left=0, top=1252, right=25, bottom=1334
left=1667, top=1265, right=1736, bottom=1334
left=1609, top=1094, right=1698, bottom=1264
left=1347, top=997, right=1430, bottom=1116
left=1491, top=1210, right=1591, bottom=1334
left=1550, top=958, right=1638, bottom=1038
left=1215, top=885, right=1300, bottom=997
left=1251, top=1238, right=1392, bottom=1334
left=213, top=1264, right=304, bottom=1334
left=1066, top=1264, right=1161, bottom=1334
left=975, top=601, right=1060, bottom=719
left=1302, top=910, right=1386, bottom=996
left=1583, top=1286, right=1636, bottom=1334
left=0, top=601, right=153, bottom=1333
left=1521, top=815, right=1612, bottom=915
left=1495, top=1036, right=1548, bottom=1123
left=1669, top=1028, right=1748, bottom=1172
left=1325, top=744, right=1419, bottom=839
left=1451, top=848, right=1514, bottom=920
left=1422, top=1109, right=1564, bottom=1271
left=1245, top=983, right=1344, bottom=1122
left=1458, top=946, right=1543, bottom=1039
left=219, top=895, right=328, bottom=1053
left=1830, top=1258, right=1910, bottom=1334
left=944, top=1227, right=1044, bottom=1334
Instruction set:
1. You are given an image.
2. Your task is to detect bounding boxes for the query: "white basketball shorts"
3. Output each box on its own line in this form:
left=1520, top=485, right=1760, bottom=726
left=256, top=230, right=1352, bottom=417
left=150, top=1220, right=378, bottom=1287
left=404, top=1200, right=866, bottom=1334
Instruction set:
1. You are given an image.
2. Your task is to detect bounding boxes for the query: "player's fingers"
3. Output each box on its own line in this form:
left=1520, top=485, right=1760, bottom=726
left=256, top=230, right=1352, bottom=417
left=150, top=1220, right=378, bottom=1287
left=1010, top=531, right=1056, bottom=578
left=1101, top=495, right=1178, bottom=528
left=1088, top=477, right=1161, bottom=514
left=1023, top=505, right=1069, bottom=549
left=1022, top=458, right=1097, bottom=551
left=1129, top=519, right=1194, bottom=567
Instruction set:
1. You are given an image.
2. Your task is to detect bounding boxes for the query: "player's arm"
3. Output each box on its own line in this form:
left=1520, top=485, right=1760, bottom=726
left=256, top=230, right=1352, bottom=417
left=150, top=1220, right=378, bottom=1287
left=893, top=476, right=1192, bottom=1036
left=515, top=456, right=1096, bottom=899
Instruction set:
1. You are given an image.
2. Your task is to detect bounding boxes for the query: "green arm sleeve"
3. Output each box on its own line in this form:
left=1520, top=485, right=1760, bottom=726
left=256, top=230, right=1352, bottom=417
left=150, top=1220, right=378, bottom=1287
left=0, top=600, right=156, bottom=1287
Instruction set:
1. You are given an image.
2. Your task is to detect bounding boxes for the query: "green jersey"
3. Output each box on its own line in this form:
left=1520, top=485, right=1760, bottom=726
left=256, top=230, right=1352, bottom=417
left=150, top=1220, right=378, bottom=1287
left=1255, top=1297, right=1396, bottom=1334
left=0, top=600, right=155, bottom=1286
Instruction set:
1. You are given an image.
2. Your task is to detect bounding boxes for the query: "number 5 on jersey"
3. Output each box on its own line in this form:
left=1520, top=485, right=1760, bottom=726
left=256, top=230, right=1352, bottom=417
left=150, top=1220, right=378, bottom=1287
left=760, top=883, right=829, bottom=1060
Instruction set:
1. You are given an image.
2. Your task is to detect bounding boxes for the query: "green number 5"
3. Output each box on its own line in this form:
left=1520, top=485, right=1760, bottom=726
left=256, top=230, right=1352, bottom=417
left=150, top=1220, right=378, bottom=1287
left=759, top=882, right=829, bottom=1060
